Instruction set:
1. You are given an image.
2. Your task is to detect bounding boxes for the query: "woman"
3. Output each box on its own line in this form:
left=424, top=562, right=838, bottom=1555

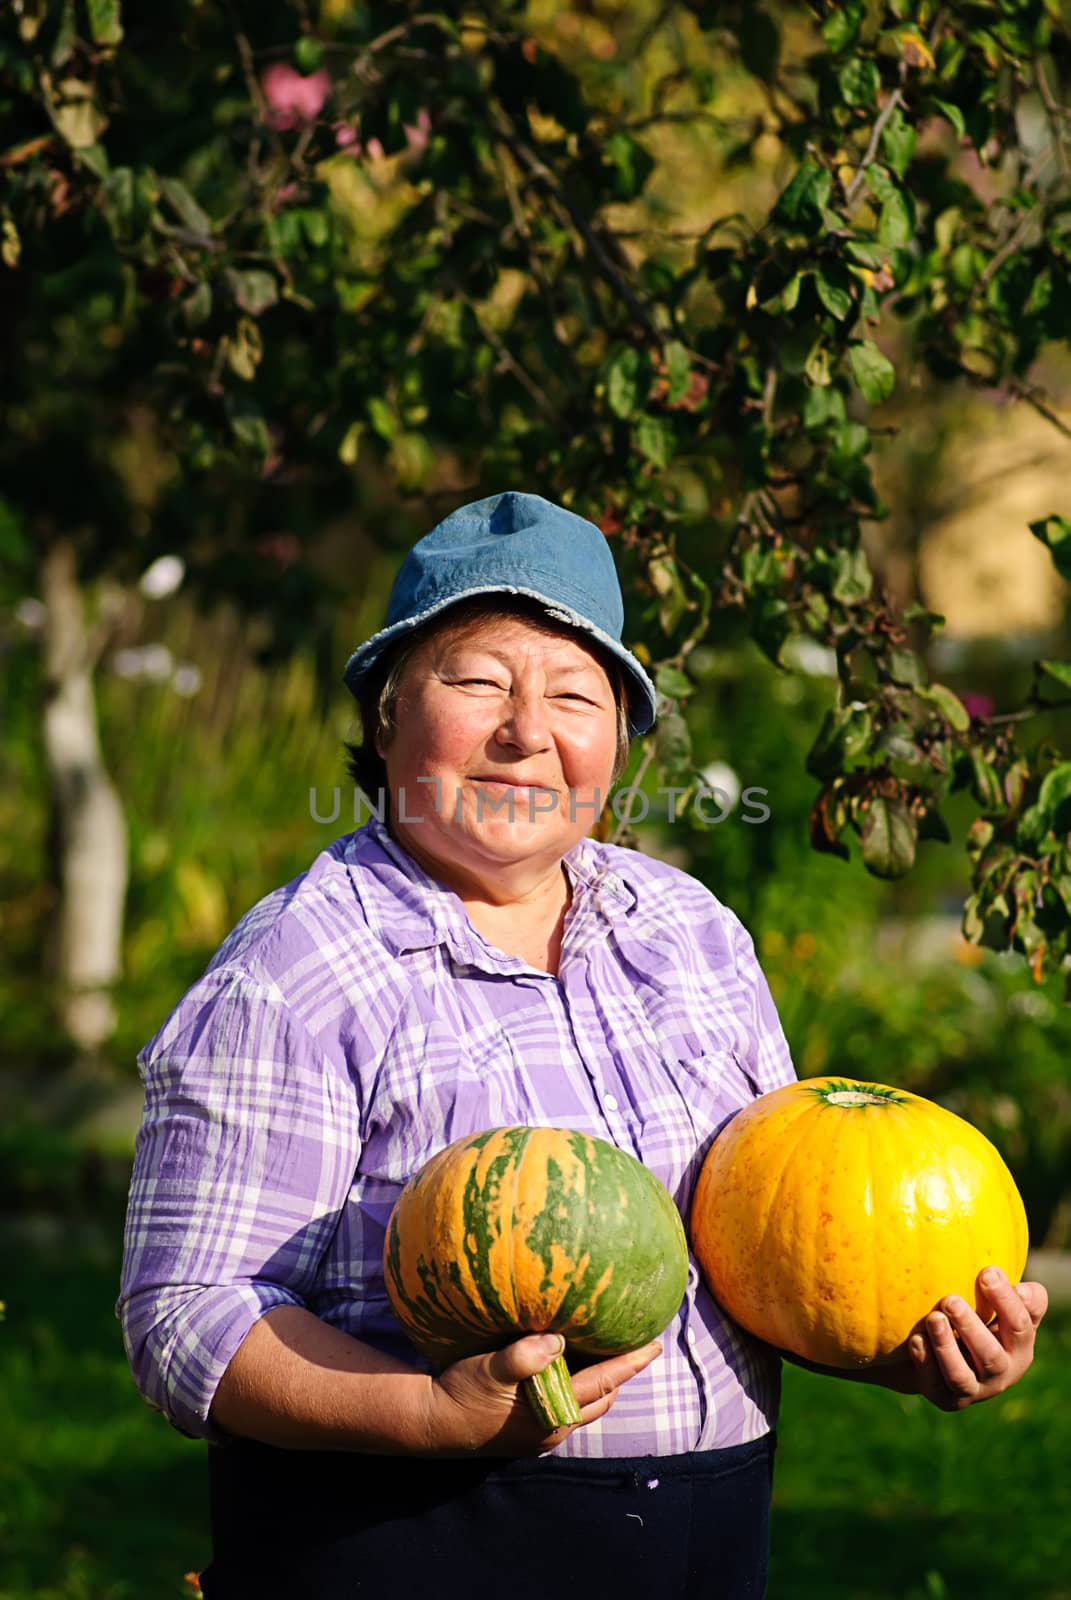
left=119, top=491, right=1047, bottom=1599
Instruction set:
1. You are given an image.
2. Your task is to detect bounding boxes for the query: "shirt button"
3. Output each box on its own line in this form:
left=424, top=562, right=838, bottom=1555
left=686, top=1328, right=697, bottom=1347
left=603, top=1094, right=620, bottom=1112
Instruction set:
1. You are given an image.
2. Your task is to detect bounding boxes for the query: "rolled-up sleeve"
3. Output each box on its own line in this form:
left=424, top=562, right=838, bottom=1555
left=117, top=966, right=361, bottom=1440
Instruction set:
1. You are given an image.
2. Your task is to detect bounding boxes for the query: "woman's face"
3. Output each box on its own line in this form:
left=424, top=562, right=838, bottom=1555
left=380, top=611, right=619, bottom=892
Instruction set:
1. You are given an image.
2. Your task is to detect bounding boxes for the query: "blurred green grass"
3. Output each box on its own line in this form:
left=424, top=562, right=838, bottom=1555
left=1, top=1218, right=1068, bottom=1600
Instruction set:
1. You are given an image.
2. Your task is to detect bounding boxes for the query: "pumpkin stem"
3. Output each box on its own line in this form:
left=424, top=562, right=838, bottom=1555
left=522, top=1354, right=582, bottom=1430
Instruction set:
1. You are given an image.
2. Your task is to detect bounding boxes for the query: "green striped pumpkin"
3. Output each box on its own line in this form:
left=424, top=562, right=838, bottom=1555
left=383, top=1125, right=689, bottom=1429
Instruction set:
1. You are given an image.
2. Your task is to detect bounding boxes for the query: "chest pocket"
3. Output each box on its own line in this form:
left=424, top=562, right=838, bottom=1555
left=603, top=981, right=762, bottom=1207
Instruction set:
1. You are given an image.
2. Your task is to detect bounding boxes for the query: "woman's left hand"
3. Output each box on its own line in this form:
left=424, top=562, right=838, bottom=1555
left=899, top=1267, right=1048, bottom=1411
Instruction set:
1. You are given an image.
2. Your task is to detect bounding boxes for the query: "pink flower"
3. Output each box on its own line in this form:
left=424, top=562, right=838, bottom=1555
left=260, top=64, right=330, bottom=131
left=334, top=123, right=358, bottom=149
left=960, top=692, right=995, bottom=720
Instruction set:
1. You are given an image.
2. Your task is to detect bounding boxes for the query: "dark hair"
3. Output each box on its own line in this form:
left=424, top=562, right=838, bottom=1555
left=343, top=594, right=633, bottom=806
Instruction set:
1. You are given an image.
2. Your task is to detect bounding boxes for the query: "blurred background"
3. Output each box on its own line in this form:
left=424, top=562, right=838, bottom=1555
left=2, top=2, right=1071, bottom=1596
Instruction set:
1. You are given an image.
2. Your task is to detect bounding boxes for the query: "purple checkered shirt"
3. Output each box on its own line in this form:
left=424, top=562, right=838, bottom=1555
left=118, top=815, right=795, bottom=1456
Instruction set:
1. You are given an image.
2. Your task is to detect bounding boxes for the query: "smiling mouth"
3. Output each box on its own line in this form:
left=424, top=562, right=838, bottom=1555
left=469, top=776, right=545, bottom=788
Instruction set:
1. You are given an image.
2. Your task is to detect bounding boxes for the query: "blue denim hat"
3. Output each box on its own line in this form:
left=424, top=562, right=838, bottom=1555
left=342, top=491, right=658, bottom=735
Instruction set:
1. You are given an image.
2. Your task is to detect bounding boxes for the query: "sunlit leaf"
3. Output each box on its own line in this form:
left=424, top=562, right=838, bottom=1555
left=860, top=796, right=917, bottom=878
left=85, top=0, right=123, bottom=46
left=848, top=341, right=896, bottom=404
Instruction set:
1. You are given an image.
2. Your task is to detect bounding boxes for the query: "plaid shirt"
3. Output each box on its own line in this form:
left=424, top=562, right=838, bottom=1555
left=119, top=816, right=795, bottom=1456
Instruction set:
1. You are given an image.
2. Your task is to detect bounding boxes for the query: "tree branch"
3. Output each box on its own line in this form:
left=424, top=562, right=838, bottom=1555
left=845, top=76, right=906, bottom=206
left=496, top=122, right=662, bottom=344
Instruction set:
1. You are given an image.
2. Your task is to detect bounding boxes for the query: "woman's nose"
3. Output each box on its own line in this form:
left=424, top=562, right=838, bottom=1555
left=495, top=691, right=551, bottom=752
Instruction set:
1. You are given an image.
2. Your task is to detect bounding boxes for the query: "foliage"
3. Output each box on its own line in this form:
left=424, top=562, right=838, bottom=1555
left=3, top=0, right=1071, bottom=990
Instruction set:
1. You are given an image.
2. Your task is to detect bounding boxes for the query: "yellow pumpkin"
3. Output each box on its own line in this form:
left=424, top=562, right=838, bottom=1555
left=690, top=1076, right=1029, bottom=1368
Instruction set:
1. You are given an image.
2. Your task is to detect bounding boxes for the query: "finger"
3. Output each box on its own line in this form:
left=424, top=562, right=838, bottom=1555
left=1014, top=1280, right=1049, bottom=1328
left=975, top=1269, right=1035, bottom=1347
left=907, top=1331, right=959, bottom=1412
left=486, top=1333, right=566, bottom=1388
left=571, top=1341, right=663, bottom=1408
left=939, top=1295, right=1011, bottom=1385
left=924, top=1309, right=981, bottom=1406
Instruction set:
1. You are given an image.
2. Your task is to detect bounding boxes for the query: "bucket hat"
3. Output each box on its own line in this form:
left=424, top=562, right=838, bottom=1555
left=342, top=491, right=658, bottom=735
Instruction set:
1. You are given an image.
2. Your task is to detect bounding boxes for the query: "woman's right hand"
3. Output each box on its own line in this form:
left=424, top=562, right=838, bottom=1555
left=422, top=1333, right=662, bottom=1457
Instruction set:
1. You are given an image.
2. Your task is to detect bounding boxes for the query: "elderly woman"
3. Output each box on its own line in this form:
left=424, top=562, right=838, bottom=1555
left=119, top=492, right=1046, bottom=1599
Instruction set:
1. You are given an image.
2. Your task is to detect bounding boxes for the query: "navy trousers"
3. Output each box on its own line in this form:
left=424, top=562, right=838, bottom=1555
left=200, top=1433, right=775, bottom=1599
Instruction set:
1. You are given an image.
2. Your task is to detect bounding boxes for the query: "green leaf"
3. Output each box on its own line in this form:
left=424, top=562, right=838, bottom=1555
left=831, top=546, right=873, bottom=604
left=182, top=282, right=212, bottom=329
left=814, top=268, right=854, bottom=320
left=655, top=710, right=693, bottom=783
left=664, top=340, right=692, bottom=405
left=867, top=166, right=915, bottom=246
left=779, top=271, right=804, bottom=311
left=880, top=106, right=917, bottom=177
left=604, top=131, right=655, bottom=201
left=1038, top=762, right=1071, bottom=825
left=804, top=342, right=832, bottom=386
left=225, top=395, right=270, bottom=455
left=919, top=682, right=970, bottom=731
left=158, top=177, right=212, bottom=236
left=823, top=1, right=864, bottom=53
left=1038, top=659, right=1071, bottom=690
left=655, top=664, right=694, bottom=699
left=648, top=552, right=689, bottom=633
left=606, top=347, right=644, bottom=420
left=367, top=396, right=395, bottom=442
left=807, top=704, right=872, bottom=780
left=860, top=796, right=917, bottom=878
left=774, top=161, right=832, bottom=230
left=849, top=341, right=896, bottom=405
left=969, top=747, right=1005, bottom=812
left=225, top=268, right=278, bottom=316
left=100, top=166, right=156, bottom=245
left=933, top=98, right=966, bottom=139
left=838, top=57, right=881, bottom=108
left=962, top=891, right=984, bottom=943
left=966, top=817, right=995, bottom=862
left=85, top=0, right=123, bottom=47
left=829, top=421, right=870, bottom=461
left=887, top=646, right=924, bottom=687
left=76, top=143, right=109, bottom=179
left=226, top=316, right=262, bottom=381
left=635, top=413, right=676, bottom=468
left=1, top=217, right=20, bottom=269
left=1030, top=514, right=1071, bottom=582
left=902, top=600, right=945, bottom=634
left=53, top=78, right=108, bottom=148
left=300, top=209, right=330, bottom=249
left=336, top=417, right=364, bottom=466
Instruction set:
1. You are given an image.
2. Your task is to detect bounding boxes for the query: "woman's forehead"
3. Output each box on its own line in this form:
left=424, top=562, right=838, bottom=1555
left=419, top=610, right=608, bottom=671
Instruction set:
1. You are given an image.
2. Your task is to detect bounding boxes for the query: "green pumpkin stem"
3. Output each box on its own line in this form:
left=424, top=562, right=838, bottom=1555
left=522, top=1353, right=582, bottom=1429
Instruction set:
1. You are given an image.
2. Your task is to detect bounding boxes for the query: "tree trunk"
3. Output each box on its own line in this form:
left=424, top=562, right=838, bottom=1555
left=40, top=539, right=128, bottom=1054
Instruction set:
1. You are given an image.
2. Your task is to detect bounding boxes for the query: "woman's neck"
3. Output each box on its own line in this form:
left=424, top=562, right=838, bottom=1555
left=461, top=866, right=572, bottom=975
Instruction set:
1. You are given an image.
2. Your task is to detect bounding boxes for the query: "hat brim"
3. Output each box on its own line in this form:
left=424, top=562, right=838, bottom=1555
left=342, top=584, right=657, bottom=737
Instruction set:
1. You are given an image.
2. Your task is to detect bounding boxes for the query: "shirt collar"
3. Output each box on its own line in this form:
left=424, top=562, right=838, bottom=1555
left=343, top=814, right=635, bottom=973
